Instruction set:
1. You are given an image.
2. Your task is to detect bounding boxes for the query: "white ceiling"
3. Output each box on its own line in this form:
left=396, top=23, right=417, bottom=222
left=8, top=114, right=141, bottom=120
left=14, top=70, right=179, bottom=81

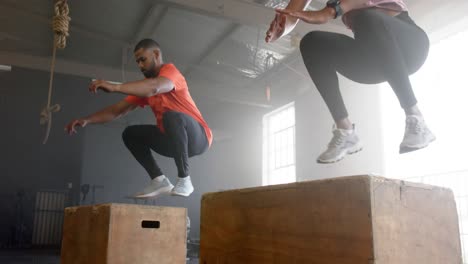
left=1, top=0, right=466, bottom=106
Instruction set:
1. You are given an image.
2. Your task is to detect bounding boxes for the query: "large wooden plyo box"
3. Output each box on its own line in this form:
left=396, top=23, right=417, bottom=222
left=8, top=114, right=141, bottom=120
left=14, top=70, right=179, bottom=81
left=61, top=203, right=187, bottom=264
left=200, top=175, right=462, bottom=264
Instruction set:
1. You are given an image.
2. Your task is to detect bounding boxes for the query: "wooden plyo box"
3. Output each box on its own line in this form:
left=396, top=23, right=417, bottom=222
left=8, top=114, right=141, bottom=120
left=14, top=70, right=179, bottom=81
left=200, top=175, right=462, bottom=264
left=61, top=203, right=187, bottom=264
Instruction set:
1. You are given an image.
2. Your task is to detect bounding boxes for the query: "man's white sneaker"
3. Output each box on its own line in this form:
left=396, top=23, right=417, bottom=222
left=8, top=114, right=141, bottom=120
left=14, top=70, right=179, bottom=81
left=400, top=115, right=436, bottom=154
left=317, top=125, right=363, bottom=164
left=133, top=176, right=174, bottom=198
left=171, top=176, right=194, bottom=197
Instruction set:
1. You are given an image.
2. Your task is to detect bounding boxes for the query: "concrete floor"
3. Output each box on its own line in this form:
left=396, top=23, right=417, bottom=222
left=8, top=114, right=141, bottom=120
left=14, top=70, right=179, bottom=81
left=0, top=249, right=199, bottom=263
left=0, top=249, right=60, bottom=264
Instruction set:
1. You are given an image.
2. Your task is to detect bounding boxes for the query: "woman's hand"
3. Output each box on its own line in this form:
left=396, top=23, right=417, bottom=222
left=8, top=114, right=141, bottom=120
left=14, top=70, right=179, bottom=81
left=265, top=13, right=287, bottom=43
left=275, top=8, right=335, bottom=25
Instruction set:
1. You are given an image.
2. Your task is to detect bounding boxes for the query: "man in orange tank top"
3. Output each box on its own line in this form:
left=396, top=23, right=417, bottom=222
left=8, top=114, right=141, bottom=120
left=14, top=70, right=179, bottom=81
left=65, top=39, right=212, bottom=198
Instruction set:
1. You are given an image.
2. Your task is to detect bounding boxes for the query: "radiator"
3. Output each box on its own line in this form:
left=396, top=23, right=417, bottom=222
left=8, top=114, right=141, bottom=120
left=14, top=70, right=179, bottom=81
left=32, top=190, right=68, bottom=246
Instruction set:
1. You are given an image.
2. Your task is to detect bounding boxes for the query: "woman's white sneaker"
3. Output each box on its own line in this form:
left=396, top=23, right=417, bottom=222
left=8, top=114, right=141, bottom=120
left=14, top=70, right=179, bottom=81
left=400, top=115, right=436, bottom=154
left=317, top=125, right=363, bottom=164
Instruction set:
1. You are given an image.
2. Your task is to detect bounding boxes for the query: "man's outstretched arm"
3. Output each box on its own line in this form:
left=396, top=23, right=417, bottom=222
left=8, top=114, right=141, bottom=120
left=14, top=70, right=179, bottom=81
left=90, top=77, right=174, bottom=97
left=65, top=100, right=137, bottom=135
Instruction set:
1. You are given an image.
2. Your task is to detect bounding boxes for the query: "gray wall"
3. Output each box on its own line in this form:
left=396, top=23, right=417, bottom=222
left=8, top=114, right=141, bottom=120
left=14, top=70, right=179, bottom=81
left=1, top=65, right=386, bottom=244
left=0, top=67, right=88, bottom=246
left=0, top=64, right=266, bottom=242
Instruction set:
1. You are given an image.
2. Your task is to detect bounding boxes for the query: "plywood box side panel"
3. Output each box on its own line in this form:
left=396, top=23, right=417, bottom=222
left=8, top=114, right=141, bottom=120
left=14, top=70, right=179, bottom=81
left=61, top=205, right=111, bottom=264
left=370, top=178, right=463, bottom=264
left=201, top=176, right=374, bottom=263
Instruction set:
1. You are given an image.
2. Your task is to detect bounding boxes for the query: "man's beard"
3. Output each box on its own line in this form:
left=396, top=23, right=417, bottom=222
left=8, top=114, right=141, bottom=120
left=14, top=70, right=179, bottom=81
left=142, top=61, right=157, bottom=78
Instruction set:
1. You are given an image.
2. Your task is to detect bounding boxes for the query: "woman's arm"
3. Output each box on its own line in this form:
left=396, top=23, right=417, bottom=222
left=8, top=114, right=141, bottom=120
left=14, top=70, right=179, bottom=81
left=265, top=0, right=312, bottom=42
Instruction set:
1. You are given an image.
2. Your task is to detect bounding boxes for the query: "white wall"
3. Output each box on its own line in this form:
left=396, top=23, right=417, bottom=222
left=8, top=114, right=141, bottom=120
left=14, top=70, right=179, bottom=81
left=381, top=17, right=468, bottom=179
left=295, top=76, right=386, bottom=182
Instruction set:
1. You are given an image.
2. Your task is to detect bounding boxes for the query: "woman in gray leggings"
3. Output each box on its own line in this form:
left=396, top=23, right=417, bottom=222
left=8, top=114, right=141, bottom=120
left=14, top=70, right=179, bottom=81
left=266, top=0, right=435, bottom=163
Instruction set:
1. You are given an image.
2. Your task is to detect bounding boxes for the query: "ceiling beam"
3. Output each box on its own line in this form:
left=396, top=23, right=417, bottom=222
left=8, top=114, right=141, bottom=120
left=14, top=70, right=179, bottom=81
left=161, top=0, right=349, bottom=36
left=0, top=51, right=271, bottom=107
left=254, top=50, right=303, bottom=83
left=0, top=51, right=141, bottom=82
left=190, top=81, right=271, bottom=108
left=184, top=24, right=240, bottom=76
left=131, top=4, right=170, bottom=45
left=201, top=95, right=271, bottom=108
left=161, top=0, right=349, bottom=87
left=0, top=3, right=130, bottom=47
left=123, top=4, right=170, bottom=80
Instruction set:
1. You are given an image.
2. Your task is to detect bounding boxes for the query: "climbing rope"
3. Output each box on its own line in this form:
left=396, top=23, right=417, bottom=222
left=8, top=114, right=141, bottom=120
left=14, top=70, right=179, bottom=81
left=40, top=0, right=70, bottom=144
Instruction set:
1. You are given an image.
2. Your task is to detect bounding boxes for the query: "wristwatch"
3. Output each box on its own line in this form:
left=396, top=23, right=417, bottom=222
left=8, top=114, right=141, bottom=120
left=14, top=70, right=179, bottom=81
left=326, top=0, right=343, bottom=19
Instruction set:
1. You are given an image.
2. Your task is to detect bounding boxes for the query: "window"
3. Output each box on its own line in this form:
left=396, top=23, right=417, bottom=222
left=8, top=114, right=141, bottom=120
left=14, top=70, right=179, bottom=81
left=380, top=24, right=468, bottom=263
left=262, top=102, right=296, bottom=185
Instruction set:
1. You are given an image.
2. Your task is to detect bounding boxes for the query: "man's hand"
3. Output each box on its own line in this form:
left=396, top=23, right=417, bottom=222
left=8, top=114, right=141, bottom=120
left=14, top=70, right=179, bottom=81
left=265, top=13, right=287, bottom=43
left=65, top=118, right=89, bottom=135
left=89, top=80, right=119, bottom=94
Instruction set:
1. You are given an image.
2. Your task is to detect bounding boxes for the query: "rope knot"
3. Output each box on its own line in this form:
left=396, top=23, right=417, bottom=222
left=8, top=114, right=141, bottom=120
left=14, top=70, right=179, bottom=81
left=52, top=0, right=70, bottom=49
left=40, top=104, right=61, bottom=125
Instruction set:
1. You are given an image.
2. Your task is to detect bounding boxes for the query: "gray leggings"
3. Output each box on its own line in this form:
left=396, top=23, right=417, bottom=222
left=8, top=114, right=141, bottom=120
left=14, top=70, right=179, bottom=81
left=300, top=9, right=430, bottom=121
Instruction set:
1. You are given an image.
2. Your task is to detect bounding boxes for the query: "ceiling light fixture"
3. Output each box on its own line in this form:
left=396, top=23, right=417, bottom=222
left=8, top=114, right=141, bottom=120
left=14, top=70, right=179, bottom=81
left=91, top=79, right=122, bottom=85
left=0, top=65, right=12, bottom=71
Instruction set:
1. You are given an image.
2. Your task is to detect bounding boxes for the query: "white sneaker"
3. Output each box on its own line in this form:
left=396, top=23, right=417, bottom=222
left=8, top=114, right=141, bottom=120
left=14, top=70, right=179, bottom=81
left=133, top=176, right=174, bottom=198
left=317, top=125, right=363, bottom=164
left=400, top=115, right=436, bottom=154
left=171, top=176, right=194, bottom=197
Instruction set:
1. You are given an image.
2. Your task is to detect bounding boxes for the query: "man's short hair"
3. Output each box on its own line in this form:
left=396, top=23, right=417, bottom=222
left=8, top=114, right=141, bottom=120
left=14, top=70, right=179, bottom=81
left=134, top=39, right=161, bottom=52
